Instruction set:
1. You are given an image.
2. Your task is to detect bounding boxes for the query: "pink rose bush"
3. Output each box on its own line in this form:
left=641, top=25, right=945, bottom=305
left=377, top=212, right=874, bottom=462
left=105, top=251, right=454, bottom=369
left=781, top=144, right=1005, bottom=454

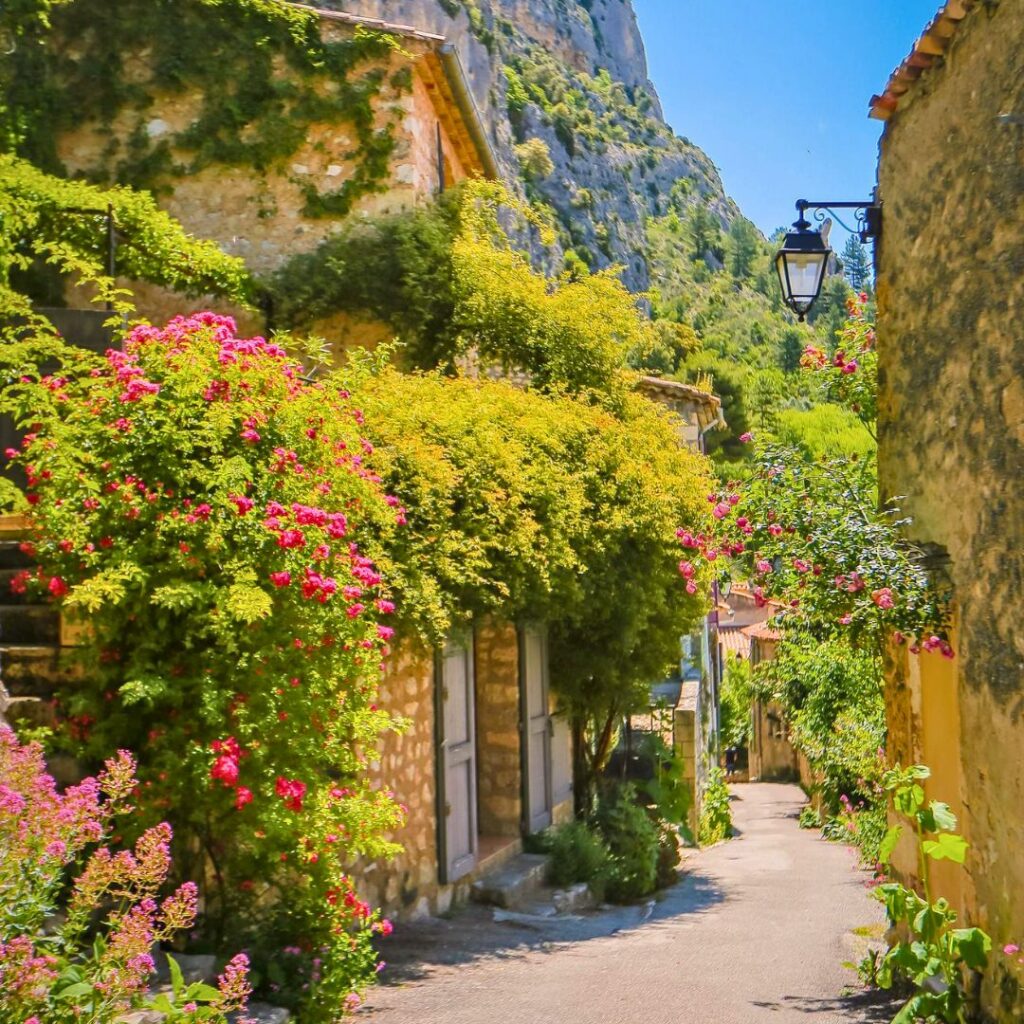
left=675, top=301, right=951, bottom=654
left=0, top=726, right=250, bottom=1023
left=4, top=314, right=403, bottom=1018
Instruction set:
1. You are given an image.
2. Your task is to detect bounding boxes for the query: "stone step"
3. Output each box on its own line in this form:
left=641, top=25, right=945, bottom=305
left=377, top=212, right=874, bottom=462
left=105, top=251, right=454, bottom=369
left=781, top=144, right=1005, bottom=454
left=0, top=604, right=60, bottom=645
left=0, top=693, right=56, bottom=729
left=0, top=645, right=75, bottom=697
left=470, top=853, right=548, bottom=910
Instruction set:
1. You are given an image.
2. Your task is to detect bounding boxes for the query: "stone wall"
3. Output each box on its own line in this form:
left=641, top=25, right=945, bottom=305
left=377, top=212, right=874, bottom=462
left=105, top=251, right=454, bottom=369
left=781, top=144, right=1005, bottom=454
left=474, top=621, right=523, bottom=838
left=876, top=3, right=1024, bottom=1016
left=359, top=639, right=441, bottom=920
left=57, top=19, right=471, bottom=338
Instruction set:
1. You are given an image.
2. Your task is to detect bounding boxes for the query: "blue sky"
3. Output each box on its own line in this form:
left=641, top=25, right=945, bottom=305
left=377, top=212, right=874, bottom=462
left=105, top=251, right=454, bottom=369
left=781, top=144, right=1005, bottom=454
left=634, top=0, right=938, bottom=240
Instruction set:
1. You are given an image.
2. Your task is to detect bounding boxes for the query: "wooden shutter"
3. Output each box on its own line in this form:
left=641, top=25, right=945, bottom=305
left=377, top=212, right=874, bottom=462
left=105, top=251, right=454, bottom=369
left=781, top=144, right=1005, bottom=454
left=437, top=636, right=477, bottom=883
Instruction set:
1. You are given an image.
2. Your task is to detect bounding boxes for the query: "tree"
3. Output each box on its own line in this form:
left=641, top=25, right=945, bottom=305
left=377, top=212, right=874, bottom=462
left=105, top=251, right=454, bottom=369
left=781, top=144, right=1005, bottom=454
left=689, top=202, right=720, bottom=262
left=727, top=217, right=760, bottom=282
left=839, top=235, right=871, bottom=293
left=778, top=328, right=805, bottom=373
left=514, top=137, right=555, bottom=180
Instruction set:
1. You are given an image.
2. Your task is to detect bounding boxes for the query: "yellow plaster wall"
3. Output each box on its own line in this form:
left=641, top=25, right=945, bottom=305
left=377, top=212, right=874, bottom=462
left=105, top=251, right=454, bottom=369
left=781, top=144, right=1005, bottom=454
left=876, top=4, right=1024, bottom=1016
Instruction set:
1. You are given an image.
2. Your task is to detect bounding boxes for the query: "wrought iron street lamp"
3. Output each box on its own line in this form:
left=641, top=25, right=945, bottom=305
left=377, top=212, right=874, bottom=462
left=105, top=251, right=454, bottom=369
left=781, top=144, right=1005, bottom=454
left=775, top=198, right=881, bottom=321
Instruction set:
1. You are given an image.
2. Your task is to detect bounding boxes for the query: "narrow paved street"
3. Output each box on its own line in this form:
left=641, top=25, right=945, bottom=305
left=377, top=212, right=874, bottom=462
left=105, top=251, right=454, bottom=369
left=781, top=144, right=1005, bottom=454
left=360, top=784, right=898, bottom=1024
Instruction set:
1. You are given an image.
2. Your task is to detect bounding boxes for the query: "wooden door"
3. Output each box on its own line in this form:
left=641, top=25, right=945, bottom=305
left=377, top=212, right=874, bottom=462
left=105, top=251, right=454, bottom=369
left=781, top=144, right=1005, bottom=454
left=438, top=637, right=477, bottom=882
left=521, top=626, right=553, bottom=834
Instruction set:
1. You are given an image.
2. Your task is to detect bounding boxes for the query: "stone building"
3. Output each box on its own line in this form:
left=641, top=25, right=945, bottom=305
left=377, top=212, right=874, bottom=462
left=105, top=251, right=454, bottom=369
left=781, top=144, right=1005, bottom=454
left=631, top=376, right=725, bottom=835
left=57, top=5, right=497, bottom=347
left=870, top=1, right=1024, bottom=1016
left=359, top=621, right=573, bottom=918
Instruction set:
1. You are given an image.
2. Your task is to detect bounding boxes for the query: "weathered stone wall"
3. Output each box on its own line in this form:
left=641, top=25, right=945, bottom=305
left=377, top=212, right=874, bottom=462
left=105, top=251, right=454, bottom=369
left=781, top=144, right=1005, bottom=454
left=474, top=621, right=523, bottom=838
left=876, top=3, right=1024, bottom=1016
left=360, top=639, right=441, bottom=920
left=57, top=21, right=469, bottom=337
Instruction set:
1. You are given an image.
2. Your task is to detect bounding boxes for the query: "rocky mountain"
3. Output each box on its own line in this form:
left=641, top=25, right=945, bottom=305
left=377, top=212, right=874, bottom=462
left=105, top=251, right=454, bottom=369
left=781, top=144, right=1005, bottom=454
left=329, top=0, right=737, bottom=291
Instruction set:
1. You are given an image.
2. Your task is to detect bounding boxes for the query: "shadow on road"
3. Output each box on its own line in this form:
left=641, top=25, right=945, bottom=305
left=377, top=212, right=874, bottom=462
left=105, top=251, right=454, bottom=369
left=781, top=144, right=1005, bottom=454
left=375, top=870, right=726, bottom=987
left=751, top=989, right=902, bottom=1022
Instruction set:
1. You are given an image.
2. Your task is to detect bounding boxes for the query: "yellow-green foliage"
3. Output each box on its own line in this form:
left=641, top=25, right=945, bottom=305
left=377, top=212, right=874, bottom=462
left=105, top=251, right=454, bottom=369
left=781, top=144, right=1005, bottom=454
left=455, top=181, right=657, bottom=400
left=352, top=365, right=714, bottom=706
left=0, top=154, right=253, bottom=323
left=774, top=404, right=876, bottom=461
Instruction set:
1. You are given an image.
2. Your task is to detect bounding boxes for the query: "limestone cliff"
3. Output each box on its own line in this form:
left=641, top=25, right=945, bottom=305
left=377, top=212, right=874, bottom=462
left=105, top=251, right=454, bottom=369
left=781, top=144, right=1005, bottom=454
left=328, top=0, right=736, bottom=291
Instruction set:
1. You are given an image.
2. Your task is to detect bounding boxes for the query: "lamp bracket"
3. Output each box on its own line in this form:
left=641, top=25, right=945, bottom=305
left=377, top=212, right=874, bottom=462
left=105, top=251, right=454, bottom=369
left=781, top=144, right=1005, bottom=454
left=794, top=198, right=881, bottom=243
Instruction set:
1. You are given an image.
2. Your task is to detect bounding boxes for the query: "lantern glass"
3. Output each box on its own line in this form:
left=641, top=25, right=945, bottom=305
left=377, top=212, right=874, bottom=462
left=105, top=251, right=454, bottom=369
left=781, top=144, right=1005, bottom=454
left=775, top=228, right=831, bottom=320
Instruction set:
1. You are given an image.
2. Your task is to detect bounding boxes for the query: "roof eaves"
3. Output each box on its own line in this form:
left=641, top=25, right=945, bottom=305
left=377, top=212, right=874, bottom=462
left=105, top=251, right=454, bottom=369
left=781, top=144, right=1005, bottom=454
left=869, top=1, right=976, bottom=121
left=290, top=4, right=446, bottom=44
left=437, top=44, right=500, bottom=179
left=290, top=5, right=498, bottom=179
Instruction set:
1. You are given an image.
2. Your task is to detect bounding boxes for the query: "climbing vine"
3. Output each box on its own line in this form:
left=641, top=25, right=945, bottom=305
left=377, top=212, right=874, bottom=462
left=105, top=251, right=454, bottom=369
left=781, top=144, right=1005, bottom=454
left=5, top=0, right=411, bottom=218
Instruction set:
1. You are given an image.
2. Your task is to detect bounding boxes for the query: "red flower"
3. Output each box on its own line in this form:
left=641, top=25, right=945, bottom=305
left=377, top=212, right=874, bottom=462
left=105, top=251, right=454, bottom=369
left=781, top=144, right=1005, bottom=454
left=48, top=576, right=69, bottom=598
left=269, top=571, right=292, bottom=588
left=211, top=755, right=239, bottom=787
left=275, top=777, right=307, bottom=812
left=234, top=787, right=253, bottom=810
left=230, top=494, right=255, bottom=515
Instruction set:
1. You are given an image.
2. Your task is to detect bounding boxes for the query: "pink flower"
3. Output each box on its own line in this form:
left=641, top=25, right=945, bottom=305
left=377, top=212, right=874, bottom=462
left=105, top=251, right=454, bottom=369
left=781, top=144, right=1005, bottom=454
left=277, top=529, right=306, bottom=549
left=871, top=588, right=895, bottom=609
left=230, top=494, right=255, bottom=515
left=377, top=625, right=395, bottom=641
left=678, top=561, right=695, bottom=579
left=275, top=777, right=306, bottom=812
left=712, top=502, right=730, bottom=520
left=234, top=787, right=253, bottom=810
left=685, top=580, right=697, bottom=595
left=240, top=428, right=261, bottom=444
left=739, top=432, right=754, bottom=443
left=755, top=559, right=773, bottom=575
left=269, top=571, right=292, bottom=588
left=210, top=755, right=239, bottom=787
left=1004, top=944, right=1020, bottom=956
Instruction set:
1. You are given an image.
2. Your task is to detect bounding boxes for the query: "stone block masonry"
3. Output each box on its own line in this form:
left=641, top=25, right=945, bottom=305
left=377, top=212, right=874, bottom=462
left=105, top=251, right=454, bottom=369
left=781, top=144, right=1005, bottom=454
left=875, top=2, right=1024, bottom=1018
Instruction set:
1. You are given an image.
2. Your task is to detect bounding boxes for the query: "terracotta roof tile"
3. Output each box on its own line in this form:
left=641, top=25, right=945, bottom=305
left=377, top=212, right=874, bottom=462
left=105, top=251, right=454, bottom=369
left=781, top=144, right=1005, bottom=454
left=869, top=1, right=977, bottom=121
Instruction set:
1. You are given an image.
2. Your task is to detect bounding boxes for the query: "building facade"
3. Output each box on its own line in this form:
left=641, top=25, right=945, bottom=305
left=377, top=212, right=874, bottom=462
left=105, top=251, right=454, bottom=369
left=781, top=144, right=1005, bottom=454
left=871, top=2, right=1024, bottom=1016
left=634, top=377, right=725, bottom=834
left=57, top=5, right=497, bottom=347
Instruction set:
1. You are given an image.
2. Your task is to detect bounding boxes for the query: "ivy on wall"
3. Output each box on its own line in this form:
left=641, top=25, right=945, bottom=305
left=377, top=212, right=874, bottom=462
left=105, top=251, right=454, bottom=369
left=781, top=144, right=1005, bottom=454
left=5, top=0, right=413, bottom=219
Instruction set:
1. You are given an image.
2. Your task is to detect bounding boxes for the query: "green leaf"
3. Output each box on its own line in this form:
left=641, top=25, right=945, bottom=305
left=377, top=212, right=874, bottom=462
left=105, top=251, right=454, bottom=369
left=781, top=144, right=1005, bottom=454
left=185, top=982, right=223, bottom=1002
left=145, top=992, right=176, bottom=1014
left=922, top=833, right=968, bottom=864
left=950, top=927, right=991, bottom=971
left=56, top=981, right=94, bottom=1000
left=167, top=952, right=185, bottom=999
left=878, top=824, right=901, bottom=865
left=918, top=801, right=957, bottom=834
left=224, top=582, right=273, bottom=623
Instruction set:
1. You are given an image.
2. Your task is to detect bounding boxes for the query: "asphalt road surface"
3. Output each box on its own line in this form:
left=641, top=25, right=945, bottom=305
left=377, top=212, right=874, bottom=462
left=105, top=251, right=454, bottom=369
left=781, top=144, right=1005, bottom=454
left=359, top=783, right=899, bottom=1024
